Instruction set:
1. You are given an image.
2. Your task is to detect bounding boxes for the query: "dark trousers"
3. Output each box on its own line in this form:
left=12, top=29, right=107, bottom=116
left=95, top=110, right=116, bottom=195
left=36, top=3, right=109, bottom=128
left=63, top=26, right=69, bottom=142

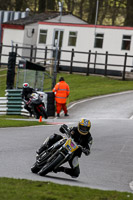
left=24, top=103, right=32, bottom=114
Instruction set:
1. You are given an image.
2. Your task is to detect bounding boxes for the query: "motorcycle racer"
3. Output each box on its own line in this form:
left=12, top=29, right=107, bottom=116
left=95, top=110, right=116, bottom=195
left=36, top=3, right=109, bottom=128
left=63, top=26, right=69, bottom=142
left=29, top=93, right=47, bottom=119
left=22, top=83, right=35, bottom=116
left=37, top=118, right=93, bottom=178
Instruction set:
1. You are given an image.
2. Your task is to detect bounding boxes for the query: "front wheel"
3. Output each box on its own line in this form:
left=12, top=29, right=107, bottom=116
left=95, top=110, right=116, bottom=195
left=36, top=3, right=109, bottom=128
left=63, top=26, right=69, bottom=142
left=38, top=154, right=64, bottom=176
left=31, top=162, right=41, bottom=173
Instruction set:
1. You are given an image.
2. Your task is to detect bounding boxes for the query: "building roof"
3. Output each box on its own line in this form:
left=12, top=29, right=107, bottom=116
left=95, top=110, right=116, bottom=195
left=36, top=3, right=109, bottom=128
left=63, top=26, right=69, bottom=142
left=45, top=14, right=88, bottom=24
left=2, top=12, right=61, bottom=25
left=2, top=12, right=88, bottom=26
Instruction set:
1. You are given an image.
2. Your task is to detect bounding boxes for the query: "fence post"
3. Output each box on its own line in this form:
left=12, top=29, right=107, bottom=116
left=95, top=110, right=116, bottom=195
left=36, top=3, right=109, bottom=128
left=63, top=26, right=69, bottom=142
left=104, top=51, right=108, bottom=76
left=93, top=51, right=97, bottom=74
left=44, top=46, right=47, bottom=66
left=6, top=52, right=16, bottom=89
left=70, top=48, right=74, bottom=74
left=30, top=45, right=33, bottom=62
left=57, top=47, right=61, bottom=72
left=122, top=53, right=127, bottom=80
left=15, top=44, right=18, bottom=57
left=87, top=50, right=91, bottom=76
left=0, top=43, right=2, bottom=68
left=34, top=46, right=37, bottom=62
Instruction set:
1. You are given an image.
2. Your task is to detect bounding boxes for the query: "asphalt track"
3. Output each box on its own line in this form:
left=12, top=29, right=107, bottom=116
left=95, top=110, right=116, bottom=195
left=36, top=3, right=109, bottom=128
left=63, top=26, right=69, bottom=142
left=0, top=91, right=133, bottom=193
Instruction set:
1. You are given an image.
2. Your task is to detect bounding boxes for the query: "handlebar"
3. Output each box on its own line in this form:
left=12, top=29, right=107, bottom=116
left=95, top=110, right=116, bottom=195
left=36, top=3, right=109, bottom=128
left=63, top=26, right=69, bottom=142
left=60, top=124, right=88, bottom=154
left=78, top=144, right=84, bottom=151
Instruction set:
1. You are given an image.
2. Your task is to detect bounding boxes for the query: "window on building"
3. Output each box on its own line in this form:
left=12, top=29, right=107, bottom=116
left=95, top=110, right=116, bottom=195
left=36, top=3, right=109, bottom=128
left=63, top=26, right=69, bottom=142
left=68, top=31, right=77, bottom=46
left=39, top=29, right=47, bottom=44
left=54, top=30, right=64, bottom=47
left=94, top=33, right=104, bottom=48
left=121, top=35, right=131, bottom=50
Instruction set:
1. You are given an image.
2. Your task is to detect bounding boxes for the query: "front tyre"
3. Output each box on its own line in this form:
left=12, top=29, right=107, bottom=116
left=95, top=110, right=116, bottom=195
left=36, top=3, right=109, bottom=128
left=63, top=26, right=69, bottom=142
left=38, top=154, right=64, bottom=176
left=31, top=162, right=41, bottom=173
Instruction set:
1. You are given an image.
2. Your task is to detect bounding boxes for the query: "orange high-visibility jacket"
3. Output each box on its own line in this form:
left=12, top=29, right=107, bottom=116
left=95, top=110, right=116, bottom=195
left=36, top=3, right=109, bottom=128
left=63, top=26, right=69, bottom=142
left=52, top=81, right=70, bottom=104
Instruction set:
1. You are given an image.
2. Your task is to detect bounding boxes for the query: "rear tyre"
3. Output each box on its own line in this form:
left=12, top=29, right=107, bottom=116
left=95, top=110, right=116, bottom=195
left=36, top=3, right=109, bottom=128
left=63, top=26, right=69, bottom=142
left=40, top=106, right=48, bottom=119
left=38, top=154, right=64, bottom=176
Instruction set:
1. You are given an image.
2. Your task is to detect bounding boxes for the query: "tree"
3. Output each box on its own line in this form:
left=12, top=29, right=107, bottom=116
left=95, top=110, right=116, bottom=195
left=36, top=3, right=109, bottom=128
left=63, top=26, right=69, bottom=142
left=124, top=0, right=133, bottom=26
left=1, top=0, right=133, bottom=27
left=38, top=0, right=46, bottom=12
left=15, top=0, right=23, bottom=11
left=47, top=0, right=56, bottom=11
left=0, top=0, right=13, bottom=10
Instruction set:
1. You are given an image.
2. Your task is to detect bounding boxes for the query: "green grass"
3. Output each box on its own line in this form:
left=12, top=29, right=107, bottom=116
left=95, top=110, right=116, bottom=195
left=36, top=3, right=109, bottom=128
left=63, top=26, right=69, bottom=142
left=0, top=178, right=132, bottom=200
left=0, top=118, right=47, bottom=128
left=0, top=69, right=7, bottom=75
left=0, top=115, right=29, bottom=119
left=0, top=115, right=47, bottom=127
left=1, top=70, right=133, bottom=100
left=56, top=73, right=133, bottom=102
left=0, top=69, right=7, bottom=96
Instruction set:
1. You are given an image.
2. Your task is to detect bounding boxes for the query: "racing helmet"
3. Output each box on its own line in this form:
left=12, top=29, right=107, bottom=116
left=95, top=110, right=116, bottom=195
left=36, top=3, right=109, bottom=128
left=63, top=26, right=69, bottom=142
left=78, top=118, right=91, bottom=135
left=23, top=83, right=29, bottom=88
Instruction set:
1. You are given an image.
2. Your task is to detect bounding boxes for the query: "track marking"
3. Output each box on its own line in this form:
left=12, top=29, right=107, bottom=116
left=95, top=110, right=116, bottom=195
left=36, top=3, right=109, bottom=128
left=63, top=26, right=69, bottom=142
left=68, top=91, right=133, bottom=110
left=129, top=181, right=133, bottom=191
left=129, top=115, right=133, bottom=120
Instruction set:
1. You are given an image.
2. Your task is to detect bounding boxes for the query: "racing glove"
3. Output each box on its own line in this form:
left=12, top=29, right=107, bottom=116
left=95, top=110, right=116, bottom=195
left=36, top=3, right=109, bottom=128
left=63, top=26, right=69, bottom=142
left=59, top=124, right=69, bottom=133
left=82, top=148, right=90, bottom=156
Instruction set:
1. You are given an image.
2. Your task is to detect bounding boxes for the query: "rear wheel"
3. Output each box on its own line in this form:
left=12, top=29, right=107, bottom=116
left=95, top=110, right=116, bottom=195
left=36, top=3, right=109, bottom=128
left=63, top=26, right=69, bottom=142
left=38, top=154, right=64, bottom=176
left=40, top=106, right=48, bottom=119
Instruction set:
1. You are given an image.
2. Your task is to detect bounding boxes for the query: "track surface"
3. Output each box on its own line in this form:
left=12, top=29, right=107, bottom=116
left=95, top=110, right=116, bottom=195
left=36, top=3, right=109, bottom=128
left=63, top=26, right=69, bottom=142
left=0, top=91, right=133, bottom=192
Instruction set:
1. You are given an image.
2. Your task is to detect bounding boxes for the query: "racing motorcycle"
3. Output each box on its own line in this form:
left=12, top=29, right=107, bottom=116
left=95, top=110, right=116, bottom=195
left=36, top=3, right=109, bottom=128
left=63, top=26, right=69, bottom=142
left=31, top=126, right=83, bottom=176
left=25, top=93, right=47, bottom=119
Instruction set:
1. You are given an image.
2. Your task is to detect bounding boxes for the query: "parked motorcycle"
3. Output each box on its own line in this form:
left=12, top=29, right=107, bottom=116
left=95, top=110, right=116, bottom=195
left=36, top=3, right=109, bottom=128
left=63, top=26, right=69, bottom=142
left=31, top=126, right=83, bottom=176
left=25, top=93, right=47, bottom=119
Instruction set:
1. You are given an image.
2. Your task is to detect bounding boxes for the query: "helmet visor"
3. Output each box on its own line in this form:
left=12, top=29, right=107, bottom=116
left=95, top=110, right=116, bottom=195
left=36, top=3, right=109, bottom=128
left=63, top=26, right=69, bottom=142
left=79, top=124, right=90, bottom=134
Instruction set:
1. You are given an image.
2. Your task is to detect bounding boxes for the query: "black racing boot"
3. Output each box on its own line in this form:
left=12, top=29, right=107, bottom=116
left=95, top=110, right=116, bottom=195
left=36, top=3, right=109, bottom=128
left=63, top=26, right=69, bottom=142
left=53, top=167, right=65, bottom=173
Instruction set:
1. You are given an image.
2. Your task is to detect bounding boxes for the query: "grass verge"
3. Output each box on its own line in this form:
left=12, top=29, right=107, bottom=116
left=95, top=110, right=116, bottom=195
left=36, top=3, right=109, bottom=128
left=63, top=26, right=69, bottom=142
left=57, top=73, right=133, bottom=103
left=0, top=115, right=47, bottom=128
left=0, top=178, right=132, bottom=200
left=0, top=118, right=47, bottom=128
left=0, top=69, right=7, bottom=96
left=1, top=71, right=133, bottom=100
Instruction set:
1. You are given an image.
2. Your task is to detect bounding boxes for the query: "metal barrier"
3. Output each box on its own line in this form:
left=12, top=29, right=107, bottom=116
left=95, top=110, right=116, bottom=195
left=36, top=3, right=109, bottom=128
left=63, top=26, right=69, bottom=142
left=6, top=89, right=23, bottom=115
left=0, top=97, right=7, bottom=114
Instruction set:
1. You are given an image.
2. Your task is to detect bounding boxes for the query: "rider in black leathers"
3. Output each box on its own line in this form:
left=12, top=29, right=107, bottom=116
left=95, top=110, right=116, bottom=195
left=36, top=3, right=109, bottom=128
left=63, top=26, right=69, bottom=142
left=37, top=118, right=93, bottom=178
left=22, top=83, right=35, bottom=116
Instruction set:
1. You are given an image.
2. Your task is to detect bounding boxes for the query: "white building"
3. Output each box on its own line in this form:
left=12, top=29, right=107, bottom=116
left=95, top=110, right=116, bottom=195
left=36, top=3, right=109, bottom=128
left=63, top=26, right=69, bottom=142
left=0, top=9, right=29, bottom=43
left=1, top=12, right=133, bottom=74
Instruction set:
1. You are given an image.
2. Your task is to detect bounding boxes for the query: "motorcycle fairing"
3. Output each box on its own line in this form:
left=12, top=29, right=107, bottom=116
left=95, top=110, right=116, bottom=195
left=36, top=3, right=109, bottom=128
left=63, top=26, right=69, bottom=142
left=64, top=139, right=78, bottom=152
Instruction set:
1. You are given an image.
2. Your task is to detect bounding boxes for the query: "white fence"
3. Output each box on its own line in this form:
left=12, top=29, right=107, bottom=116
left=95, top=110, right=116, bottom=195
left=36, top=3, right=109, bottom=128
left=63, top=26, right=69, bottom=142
left=0, top=91, right=48, bottom=116
left=0, top=97, right=7, bottom=114
left=0, top=96, right=28, bottom=115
